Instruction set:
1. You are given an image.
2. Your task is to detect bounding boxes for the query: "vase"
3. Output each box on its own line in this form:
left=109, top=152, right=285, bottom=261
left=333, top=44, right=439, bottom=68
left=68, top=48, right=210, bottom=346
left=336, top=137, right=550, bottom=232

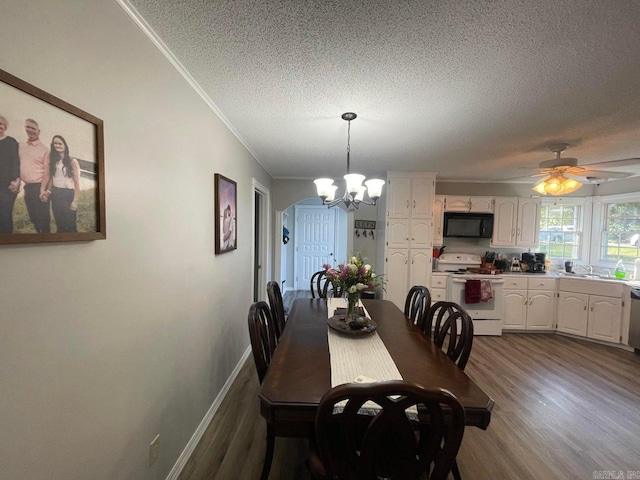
left=346, top=291, right=361, bottom=321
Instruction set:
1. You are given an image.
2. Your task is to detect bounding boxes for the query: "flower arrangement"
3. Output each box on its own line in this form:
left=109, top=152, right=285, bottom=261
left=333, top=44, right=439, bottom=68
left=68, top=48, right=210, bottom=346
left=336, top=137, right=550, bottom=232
left=322, top=252, right=382, bottom=295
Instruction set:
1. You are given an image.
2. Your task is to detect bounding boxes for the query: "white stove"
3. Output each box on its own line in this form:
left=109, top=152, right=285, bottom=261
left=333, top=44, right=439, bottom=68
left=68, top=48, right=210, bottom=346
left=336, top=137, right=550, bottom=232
left=435, top=253, right=482, bottom=272
left=435, top=253, right=504, bottom=336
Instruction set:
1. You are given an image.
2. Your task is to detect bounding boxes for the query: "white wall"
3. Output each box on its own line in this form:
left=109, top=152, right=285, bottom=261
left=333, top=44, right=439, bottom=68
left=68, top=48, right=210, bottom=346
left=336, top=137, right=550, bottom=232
left=0, top=1, right=270, bottom=479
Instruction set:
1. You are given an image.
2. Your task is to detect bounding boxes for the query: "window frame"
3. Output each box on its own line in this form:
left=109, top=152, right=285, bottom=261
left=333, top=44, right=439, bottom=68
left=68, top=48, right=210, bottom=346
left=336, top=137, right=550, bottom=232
left=591, top=192, right=640, bottom=269
left=539, top=197, right=590, bottom=268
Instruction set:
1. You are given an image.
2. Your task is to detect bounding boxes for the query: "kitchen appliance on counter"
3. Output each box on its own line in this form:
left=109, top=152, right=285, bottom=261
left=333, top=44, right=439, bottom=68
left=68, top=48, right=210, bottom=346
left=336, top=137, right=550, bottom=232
left=521, top=252, right=546, bottom=273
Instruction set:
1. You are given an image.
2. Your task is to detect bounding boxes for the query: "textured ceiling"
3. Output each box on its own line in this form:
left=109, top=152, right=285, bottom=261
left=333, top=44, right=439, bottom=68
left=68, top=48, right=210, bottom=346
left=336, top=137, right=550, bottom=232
left=125, top=0, right=640, bottom=183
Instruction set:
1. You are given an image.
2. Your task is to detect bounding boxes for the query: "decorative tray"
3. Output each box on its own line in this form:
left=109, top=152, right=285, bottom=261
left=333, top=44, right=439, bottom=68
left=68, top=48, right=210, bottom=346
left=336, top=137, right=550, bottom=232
left=327, top=315, right=377, bottom=336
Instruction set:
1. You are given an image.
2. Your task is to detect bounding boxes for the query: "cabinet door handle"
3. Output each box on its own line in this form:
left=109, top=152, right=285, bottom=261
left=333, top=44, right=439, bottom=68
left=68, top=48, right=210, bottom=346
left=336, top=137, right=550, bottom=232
left=590, top=305, right=594, bottom=312
left=413, top=200, right=416, bottom=209
left=529, top=299, right=533, bottom=305
left=406, top=200, right=410, bottom=209
left=584, top=305, right=587, bottom=311
left=523, top=298, right=527, bottom=305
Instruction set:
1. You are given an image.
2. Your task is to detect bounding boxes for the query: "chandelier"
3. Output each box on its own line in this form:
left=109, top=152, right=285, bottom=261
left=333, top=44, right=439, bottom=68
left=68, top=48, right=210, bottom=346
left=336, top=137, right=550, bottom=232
left=314, top=112, right=384, bottom=209
left=532, top=172, right=582, bottom=195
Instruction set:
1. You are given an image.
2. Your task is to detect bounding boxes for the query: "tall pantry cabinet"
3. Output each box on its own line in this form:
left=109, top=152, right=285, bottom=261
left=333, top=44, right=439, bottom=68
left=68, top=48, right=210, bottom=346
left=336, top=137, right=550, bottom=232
left=384, top=172, right=436, bottom=310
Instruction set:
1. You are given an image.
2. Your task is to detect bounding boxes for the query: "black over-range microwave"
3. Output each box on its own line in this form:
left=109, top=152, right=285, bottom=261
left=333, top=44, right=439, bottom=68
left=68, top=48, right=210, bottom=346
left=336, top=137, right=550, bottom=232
left=443, top=212, right=494, bottom=238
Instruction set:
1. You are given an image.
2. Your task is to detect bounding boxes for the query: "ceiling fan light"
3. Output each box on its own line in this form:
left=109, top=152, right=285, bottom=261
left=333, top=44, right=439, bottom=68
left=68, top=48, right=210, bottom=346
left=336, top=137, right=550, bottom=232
left=533, top=180, right=548, bottom=195
left=314, top=178, right=335, bottom=199
left=344, top=173, right=365, bottom=195
left=544, top=175, right=564, bottom=194
left=364, top=178, right=385, bottom=199
left=560, top=177, right=582, bottom=194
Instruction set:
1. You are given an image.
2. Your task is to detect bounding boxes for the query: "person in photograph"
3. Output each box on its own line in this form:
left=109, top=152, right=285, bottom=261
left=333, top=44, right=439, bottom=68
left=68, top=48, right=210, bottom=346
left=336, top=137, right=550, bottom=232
left=223, top=204, right=234, bottom=248
left=0, top=114, right=21, bottom=234
left=19, top=118, right=51, bottom=233
left=47, top=135, right=80, bottom=232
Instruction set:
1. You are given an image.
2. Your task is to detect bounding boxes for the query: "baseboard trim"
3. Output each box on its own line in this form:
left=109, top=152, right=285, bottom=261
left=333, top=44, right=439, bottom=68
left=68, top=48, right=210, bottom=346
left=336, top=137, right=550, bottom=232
left=165, top=346, right=252, bottom=480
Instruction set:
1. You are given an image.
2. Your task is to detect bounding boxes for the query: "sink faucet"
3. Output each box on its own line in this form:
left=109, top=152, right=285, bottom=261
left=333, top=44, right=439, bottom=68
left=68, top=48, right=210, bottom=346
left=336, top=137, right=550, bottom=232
left=575, top=264, right=593, bottom=274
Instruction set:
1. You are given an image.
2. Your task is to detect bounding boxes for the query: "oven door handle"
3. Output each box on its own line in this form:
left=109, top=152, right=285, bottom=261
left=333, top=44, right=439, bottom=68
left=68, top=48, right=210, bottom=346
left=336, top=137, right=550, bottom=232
left=451, top=279, right=505, bottom=284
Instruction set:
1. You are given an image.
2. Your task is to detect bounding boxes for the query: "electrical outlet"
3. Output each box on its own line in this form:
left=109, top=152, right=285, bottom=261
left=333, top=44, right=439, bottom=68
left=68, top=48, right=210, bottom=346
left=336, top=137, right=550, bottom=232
left=149, top=434, right=160, bottom=467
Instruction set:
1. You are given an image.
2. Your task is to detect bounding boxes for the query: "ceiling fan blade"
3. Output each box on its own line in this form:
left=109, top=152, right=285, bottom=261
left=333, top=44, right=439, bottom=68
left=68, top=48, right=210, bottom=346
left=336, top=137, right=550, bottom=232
left=581, top=158, right=640, bottom=169
left=580, top=169, right=634, bottom=179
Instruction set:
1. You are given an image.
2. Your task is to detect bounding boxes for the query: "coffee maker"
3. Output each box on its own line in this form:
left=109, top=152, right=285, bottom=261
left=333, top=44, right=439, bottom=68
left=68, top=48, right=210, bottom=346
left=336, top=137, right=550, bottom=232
left=522, top=252, right=546, bottom=273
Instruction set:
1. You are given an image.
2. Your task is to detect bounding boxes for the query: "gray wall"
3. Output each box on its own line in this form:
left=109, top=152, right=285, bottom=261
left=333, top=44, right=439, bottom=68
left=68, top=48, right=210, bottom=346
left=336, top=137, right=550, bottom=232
left=0, top=1, right=270, bottom=479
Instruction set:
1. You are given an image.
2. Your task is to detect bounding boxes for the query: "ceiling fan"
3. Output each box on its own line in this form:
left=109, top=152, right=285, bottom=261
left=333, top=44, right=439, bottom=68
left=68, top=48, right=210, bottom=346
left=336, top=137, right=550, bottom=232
left=530, top=143, right=640, bottom=194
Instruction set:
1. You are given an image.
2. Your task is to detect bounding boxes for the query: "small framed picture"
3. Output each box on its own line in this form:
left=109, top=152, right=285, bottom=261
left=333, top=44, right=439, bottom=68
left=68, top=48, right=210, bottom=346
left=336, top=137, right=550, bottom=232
left=0, top=69, right=105, bottom=244
left=215, top=173, right=237, bottom=254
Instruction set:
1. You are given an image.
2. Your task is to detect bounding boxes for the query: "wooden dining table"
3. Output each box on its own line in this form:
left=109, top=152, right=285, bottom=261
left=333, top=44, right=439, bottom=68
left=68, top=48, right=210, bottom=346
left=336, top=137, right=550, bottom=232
left=258, top=298, right=494, bottom=478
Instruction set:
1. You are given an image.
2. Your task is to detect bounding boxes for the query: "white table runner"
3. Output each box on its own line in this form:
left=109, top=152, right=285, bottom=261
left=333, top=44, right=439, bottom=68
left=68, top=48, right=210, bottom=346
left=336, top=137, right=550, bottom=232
left=327, top=298, right=404, bottom=387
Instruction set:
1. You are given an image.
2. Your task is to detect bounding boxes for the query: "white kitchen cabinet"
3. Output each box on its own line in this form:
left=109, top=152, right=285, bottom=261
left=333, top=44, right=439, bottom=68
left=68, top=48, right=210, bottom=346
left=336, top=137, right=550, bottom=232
left=386, top=219, right=410, bottom=249
left=556, top=278, right=623, bottom=343
left=386, top=173, right=435, bottom=219
left=387, top=218, right=432, bottom=249
left=503, top=288, right=528, bottom=329
left=586, top=295, right=622, bottom=343
left=491, top=197, right=540, bottom=247
left=429, top=273, right=448, bottom=304
left=557, top=291, right=588, bottom=336
left=503, top=276, right=555, bottom=330
left=384, top=172, right=436, bottom=310
left=432, top=195, right=445, bottom=246
left=385, top=249, right=409, bottom=309
left=385, top=244, right=433, bottom=310
left=409, top=250, right=432, bottom=287
left=444, top=196, right=493, bottom=213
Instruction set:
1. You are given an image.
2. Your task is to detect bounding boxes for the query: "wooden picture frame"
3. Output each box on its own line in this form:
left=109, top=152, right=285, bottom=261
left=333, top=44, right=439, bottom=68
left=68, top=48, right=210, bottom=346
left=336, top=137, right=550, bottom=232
left=215, top=173, right=237, bottom=254
left=0, top=69, right=105, bottom=244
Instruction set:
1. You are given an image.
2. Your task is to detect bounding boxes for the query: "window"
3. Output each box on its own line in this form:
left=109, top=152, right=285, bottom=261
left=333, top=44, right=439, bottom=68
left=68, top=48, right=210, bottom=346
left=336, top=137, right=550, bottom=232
left=600, top=201, right=640, bottom=263
left=538, top=203, right=582, bottom=261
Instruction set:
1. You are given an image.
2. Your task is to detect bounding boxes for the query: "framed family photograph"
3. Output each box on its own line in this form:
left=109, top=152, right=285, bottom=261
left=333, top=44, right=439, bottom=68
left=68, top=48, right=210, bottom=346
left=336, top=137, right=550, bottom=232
left=214, top=173, right=237, bottom=254
left=0, top=69, right=105, bottom=245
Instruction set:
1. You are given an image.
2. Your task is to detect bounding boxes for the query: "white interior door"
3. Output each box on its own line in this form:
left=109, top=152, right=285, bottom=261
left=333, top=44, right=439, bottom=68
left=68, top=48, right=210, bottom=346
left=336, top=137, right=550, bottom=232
left=295, top=206, right=336, bottom=290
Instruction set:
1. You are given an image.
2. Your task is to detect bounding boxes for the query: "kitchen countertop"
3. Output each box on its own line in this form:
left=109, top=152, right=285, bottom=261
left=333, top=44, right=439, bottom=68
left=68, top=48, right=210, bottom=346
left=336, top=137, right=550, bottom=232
left=436, top=270, right=640, bottom=287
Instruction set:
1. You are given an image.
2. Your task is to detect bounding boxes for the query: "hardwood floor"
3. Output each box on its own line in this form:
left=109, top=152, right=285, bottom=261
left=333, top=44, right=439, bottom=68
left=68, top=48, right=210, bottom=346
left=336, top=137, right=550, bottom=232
left=179, top=291, right=640, bottom=479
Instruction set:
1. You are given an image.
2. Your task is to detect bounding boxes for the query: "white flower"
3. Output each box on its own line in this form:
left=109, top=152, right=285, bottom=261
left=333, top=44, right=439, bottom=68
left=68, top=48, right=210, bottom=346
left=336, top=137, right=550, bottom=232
left=348, top=285, right=358, bottom=294
left=364, top=264, right=371, bottom=272
left=356, top=283, right=367, bottom=291
left=348, top=264, right=358, bottom=274
left=351, top=256, right=358, bottom=264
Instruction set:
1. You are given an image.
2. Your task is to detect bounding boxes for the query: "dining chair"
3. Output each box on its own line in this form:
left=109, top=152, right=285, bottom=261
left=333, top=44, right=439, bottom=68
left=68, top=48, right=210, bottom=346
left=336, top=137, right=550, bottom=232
left=266, top=280, right=287, bottom=339
left=310, top=270, right=330, bottom=298
left=247, top=301, right=279, bottom=480
left=309, top=380, right=466, bottom=480
left=428, top=301, right=474, bottom=480
left=247, top=301, right=278, bottom=383
left=310, top=270, right=344, bottom=298
left=404, top=285, right=431, bottom=331
left=429, top=301, right=474, bottom=370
